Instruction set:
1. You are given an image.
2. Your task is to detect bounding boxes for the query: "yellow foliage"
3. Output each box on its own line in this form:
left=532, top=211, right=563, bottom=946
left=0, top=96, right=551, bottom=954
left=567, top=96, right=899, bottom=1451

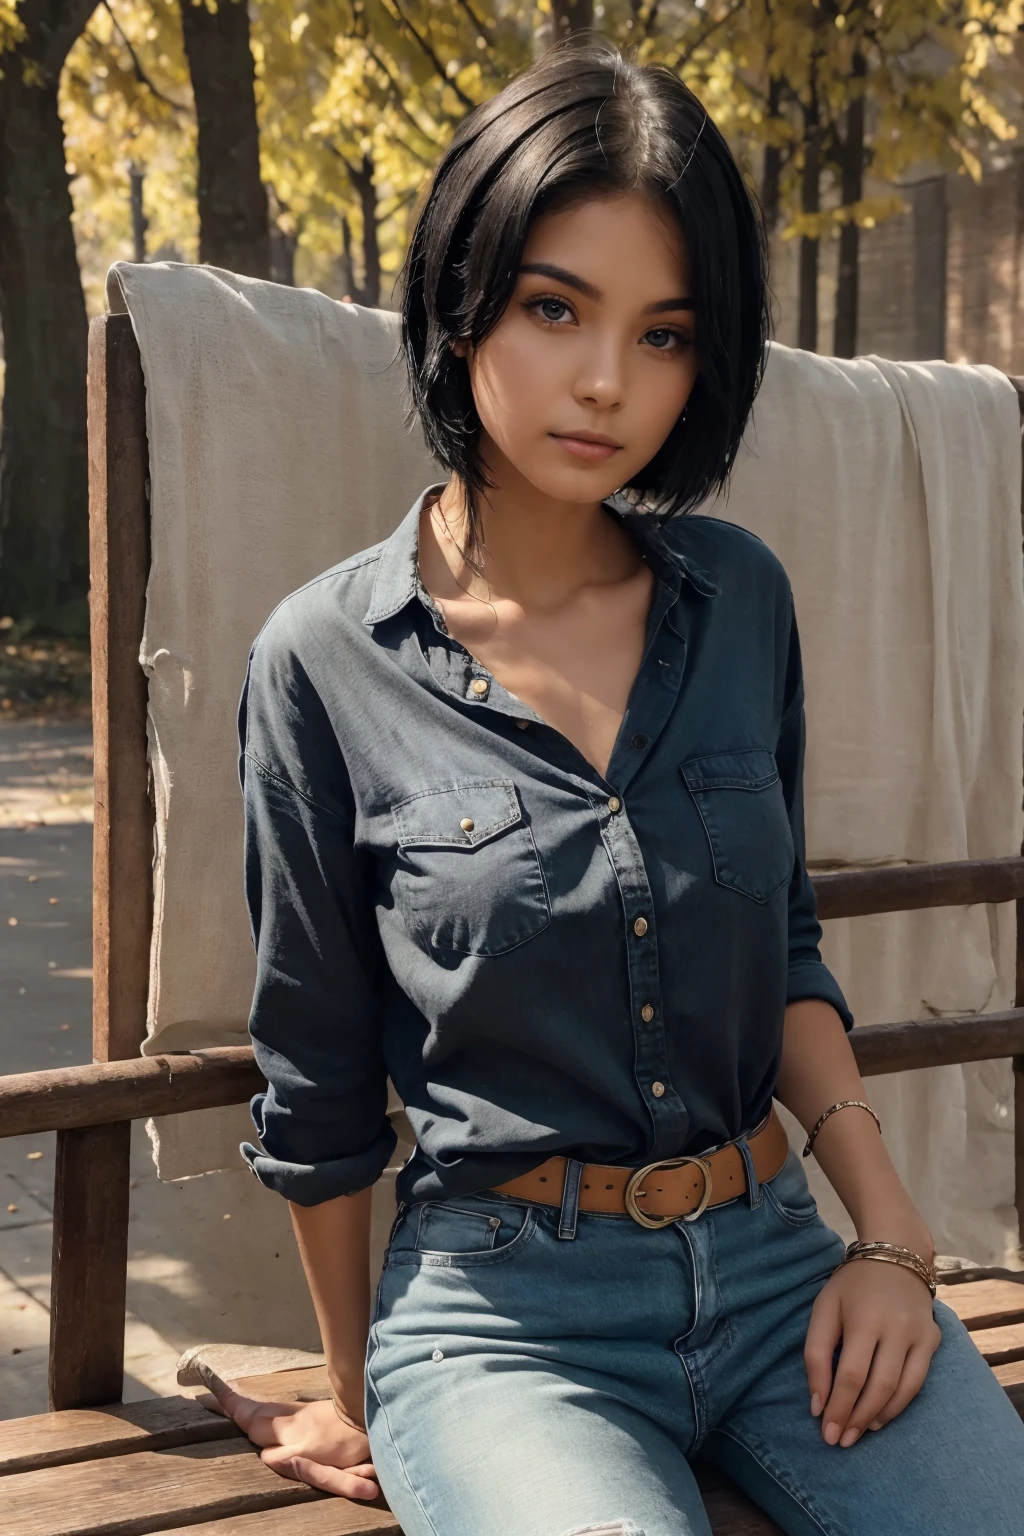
left=53, top=0, right=1024, bottom=311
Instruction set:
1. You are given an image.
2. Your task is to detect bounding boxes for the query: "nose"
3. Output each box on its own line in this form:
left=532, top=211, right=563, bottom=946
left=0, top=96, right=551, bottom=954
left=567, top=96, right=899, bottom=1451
left=572, top=333, right=626, bottom=412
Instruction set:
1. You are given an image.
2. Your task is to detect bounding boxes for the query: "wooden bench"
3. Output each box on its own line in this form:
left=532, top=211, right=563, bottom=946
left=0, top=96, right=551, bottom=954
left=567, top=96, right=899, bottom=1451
left=2, top=1266, right=1023, bottom=1535
left=2, top=316, right=1024, bottom=1534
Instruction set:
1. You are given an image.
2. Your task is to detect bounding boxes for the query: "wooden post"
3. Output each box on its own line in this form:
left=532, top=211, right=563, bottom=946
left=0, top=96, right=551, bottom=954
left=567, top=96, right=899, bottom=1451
left=49, top=313, right=152, bottom=1411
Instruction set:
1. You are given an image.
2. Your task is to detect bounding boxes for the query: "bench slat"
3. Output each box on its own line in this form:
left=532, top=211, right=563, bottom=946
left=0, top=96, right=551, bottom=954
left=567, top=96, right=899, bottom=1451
left=1, top=1439, right=321, bottom=1536
left=970, top=1322, right=1024, bottom=1367
left=0, top=1397, right=240, bottom=1477
left=938, top=1277, right=1024, bottom=1332
left=2, top=1437, right=322, bottom=1536
left=158, top=1501, right=400, bottom=1534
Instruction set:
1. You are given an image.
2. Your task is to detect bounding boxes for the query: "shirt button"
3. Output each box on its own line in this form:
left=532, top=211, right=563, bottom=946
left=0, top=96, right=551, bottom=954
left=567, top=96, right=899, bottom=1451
left=460, top=817, right=475, bottom=832
left=630, top=732, right=649, bottom=750
left=607, top=796, right=621, bottom=813
left=515, top=719, right=530, bottom=730
left=633, top=916, right=648, bottom=937
left=651, top=1081, right=666, bottom=1098
left=471, top=678, right=489, bottom=695
left=640, top=1002, right=655, bottom=1023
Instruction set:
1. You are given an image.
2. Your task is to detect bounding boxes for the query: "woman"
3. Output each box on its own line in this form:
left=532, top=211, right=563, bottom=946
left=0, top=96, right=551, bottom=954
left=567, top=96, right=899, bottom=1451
left=213, top=39, right=1024, bottom=1536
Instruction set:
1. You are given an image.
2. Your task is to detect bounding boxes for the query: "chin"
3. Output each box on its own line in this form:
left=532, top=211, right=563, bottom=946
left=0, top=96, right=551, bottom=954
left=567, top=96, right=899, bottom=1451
left=516, top=454, right=630, bottom=508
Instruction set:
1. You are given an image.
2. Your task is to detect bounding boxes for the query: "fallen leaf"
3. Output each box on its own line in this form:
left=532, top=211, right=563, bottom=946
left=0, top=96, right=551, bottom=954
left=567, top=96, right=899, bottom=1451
left=6, top=1204, right=17, bottom=1213
left=27, top=875, right=37, bottom=883
left=8, top=917, right=17, bottom=927
left=26, top=1152, right=43, bottom=1161
left=49, top=898, right=58, bottom=906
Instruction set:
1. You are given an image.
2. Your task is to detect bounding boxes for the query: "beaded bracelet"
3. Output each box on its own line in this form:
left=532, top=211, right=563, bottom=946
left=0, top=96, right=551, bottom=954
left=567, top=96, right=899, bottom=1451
left=802, top=1099, right=881, bottom=1158
left=839, top=1240, right=937, bottom=1298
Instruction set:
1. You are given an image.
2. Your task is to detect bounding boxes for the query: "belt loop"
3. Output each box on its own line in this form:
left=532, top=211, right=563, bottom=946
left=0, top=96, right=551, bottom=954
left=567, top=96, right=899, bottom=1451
left=558, top=1157, right=584, bottom=1239
left=737, top=1137, right=763, bottom=1209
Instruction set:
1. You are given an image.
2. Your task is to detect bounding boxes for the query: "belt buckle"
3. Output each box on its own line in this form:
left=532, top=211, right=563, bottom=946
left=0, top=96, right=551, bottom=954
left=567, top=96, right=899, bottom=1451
left=624, top=1155, right=713, bottom=1229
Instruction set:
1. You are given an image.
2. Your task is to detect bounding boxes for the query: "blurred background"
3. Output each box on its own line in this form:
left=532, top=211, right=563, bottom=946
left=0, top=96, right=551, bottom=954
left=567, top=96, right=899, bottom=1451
left=3, top=0, right=1024, bottom=1416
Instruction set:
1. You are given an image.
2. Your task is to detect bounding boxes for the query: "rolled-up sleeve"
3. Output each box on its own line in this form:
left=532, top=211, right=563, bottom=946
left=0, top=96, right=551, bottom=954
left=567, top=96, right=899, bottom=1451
left=775, top=599, right=854, bottom=1032
left=236, top=616, right=397, bottom=1205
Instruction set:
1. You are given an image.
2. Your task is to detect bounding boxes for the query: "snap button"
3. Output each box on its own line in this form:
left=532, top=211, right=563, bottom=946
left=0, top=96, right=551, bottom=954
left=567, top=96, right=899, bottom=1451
left=633, top=916, right=648, bottom=937
left=630, top=732, right=649, bottom=750
left=460, top=817, right=475, bottom=832
left=488, top=1216, right=501, bottom=1228
left=607, top=796, right=621, bottom=813
left=651, top=1080, right=666, bottom=1098
left=640, top=1003, right=655, bottom=1023
left=431, top=1347, right=444, bottom=1361
left=515, top=719, right=530, bottom=729
left=471, top=678, right=489, bottom=695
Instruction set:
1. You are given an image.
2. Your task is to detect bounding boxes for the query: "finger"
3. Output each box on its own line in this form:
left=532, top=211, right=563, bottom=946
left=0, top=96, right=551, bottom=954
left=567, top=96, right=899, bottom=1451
left=821, top=1333, right=878, bottom=1446
left=194, top=1366, right=300, bottom=1443
left=867, top=1333, right=941, bottom=1431
left=803, top=1288, right=842, bottom=1419
left=835, top=1338, right=909, bottom=1447
left=261, top=1446, right=380, bottom=1501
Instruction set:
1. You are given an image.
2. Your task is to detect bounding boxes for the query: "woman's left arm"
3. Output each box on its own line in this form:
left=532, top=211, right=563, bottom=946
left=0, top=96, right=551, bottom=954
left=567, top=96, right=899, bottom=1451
left=775, top=1000, right=942, bottom=1449
left=772, top=594, right=940, bottom=1450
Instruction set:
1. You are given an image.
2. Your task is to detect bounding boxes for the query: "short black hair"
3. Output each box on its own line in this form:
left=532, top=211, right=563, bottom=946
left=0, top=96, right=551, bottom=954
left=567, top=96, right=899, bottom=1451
left=401, top=37, right=771, bottom=524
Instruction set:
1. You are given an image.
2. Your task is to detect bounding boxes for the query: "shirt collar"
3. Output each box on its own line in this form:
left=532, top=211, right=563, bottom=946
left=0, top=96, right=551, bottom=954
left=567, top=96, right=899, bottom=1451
left=361, top=484, right=719, bottom=627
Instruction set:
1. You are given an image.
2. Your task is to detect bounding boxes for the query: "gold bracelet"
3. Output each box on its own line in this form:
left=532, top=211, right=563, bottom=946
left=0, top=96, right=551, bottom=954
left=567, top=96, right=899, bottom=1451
left=331, top=1391, right=366, bottom=1431
left=802, top=1099, right=881, bottom=1158
left=840, top=1240, right=937, bottom=1298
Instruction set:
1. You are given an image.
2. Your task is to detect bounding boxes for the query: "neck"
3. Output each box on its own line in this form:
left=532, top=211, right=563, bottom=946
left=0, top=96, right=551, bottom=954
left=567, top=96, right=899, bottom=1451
left=434, top=441, right=642, bottom=615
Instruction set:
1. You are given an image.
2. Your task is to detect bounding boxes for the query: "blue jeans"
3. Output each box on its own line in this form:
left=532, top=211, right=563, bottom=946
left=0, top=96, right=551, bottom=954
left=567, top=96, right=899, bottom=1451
left=365, top=1147, right=1024, bottom=1535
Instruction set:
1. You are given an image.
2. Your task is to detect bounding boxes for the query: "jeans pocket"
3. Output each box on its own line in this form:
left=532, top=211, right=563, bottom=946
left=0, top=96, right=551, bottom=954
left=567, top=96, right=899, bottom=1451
left=680, top=748, right=795, bottom=904
left=392, top=779, right=550, bottom=955
left=389, top=1193, right=538, bottom=1267
left=762, top=1149, right=820, bottom=1228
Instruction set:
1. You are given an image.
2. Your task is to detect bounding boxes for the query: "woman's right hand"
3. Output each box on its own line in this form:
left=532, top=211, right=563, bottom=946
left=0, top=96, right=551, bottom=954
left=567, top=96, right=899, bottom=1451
left=199, top=1367, right=380, bottom=1500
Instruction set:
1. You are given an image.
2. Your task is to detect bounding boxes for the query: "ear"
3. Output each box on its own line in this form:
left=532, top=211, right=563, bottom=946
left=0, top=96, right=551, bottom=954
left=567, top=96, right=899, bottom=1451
left=450, top=338, right=470, bottom=360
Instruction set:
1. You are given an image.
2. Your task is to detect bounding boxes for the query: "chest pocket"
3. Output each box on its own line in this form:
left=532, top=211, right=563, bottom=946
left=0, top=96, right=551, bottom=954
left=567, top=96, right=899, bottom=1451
left=680, top=748, right=795, bottom=904
left=391, top=779, right=550, bottom=956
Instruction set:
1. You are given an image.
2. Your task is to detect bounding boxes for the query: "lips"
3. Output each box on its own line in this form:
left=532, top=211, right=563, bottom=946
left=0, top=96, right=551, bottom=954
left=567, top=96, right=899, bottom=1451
left=550, top=431, right=622, bottom=462
left=552, top=430, right=621, bottom=448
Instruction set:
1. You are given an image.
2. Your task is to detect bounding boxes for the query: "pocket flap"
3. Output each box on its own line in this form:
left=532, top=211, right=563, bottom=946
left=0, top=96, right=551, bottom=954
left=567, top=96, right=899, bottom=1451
left=680, top=748, right=779, bottom=794
left=393, top=779, right=521, bottom=849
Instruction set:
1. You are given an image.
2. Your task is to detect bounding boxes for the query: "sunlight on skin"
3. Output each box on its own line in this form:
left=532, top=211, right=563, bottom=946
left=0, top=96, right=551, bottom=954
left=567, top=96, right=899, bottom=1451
left=421, top=190, right=699, bottom=782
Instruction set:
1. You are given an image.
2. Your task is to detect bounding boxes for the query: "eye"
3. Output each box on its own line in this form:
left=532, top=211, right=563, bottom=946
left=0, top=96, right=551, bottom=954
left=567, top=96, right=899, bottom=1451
left=525, top=295, right=575, bottom=325
left=644, top=327, right=688, bottom=352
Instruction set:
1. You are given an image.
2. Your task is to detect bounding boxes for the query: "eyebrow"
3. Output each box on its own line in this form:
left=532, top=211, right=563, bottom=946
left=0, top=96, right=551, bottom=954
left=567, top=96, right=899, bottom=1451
left=519, top=261, right=695, bottom=313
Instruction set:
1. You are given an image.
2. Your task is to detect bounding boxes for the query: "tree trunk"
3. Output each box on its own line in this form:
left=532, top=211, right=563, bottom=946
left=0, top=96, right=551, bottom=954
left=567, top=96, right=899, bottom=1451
left=833, top=51, right=867, bottom=358
left=0, top=0, right=98, bottom=635
left=552, top=0, right=594, bottom=39
left=129, top=164, right=148, bottom=263
left=760, top=75, right=785, bottom=236
left=798, top=92, right=821, bottom=353
left=178, top=0, right=270, bottom=279
left=344, top=153, right=380, bottom=308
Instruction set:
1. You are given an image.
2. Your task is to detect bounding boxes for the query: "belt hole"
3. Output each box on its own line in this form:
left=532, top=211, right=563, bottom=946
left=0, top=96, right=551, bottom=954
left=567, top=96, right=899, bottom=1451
left=606, top=1183, right=613, bottom=1190
left=540, top=1176, right=547, bottom=1183
left=584, top=1183, right=590, bottom=1189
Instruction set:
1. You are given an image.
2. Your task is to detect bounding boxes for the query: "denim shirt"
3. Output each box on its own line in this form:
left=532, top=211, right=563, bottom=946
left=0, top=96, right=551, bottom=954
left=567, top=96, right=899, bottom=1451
left=237, top=486, right=852, bottom=1208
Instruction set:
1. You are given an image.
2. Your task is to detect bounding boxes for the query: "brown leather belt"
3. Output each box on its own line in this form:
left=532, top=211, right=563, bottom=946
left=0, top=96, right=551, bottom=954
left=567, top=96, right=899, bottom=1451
left=491, top=1106, right=790, bottom=1229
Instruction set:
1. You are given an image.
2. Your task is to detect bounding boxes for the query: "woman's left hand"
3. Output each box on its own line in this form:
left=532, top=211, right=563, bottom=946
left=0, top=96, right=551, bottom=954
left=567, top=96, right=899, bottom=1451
left=804, top=1255, right=941, bottom=1449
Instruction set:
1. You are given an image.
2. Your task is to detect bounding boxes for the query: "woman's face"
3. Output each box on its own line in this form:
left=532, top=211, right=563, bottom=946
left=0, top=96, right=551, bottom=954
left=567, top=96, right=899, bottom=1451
left=460, top=190, right=698, bottom=505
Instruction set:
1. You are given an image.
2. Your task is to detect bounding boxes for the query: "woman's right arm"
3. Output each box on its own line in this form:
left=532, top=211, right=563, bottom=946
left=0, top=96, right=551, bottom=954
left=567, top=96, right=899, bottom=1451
left=209, top=617, right=400, bottom=1498
left=288, top=1186, right=375, bottom=1428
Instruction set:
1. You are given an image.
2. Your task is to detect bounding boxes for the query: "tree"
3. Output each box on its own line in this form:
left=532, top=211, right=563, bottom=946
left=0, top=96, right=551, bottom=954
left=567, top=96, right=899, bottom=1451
left=178, top=0, right=269, bottom=276
left=0, top=0, right=99, bottom=635
left=676, top=0, right=1024, bottom=356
